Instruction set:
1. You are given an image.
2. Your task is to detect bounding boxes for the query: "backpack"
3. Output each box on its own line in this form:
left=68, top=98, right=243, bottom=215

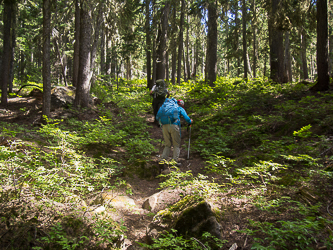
left=157, top=98, right=179, bottom=125
left=154, top=79, right=168, bottom=100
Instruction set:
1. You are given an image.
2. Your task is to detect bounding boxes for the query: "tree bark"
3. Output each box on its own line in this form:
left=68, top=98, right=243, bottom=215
left=205, top=0, right=218, bottom=86
left=284, top=31, right=292, bottom=82
left=300, top=30, right=308, bottom=80
left=1, top=0, right=15, bottom=107
left=242, top=0, right=248, bottom=80
left=311, top=0, right=329, bottom=91
left=252, top=0, right=257, bottom=78
left=171, top=1, right=177, bottom=85
left=146, top=0, right=153, bottom=88
left=74, top=1, right=93, bottom=108
left=235, top=3, right=240, bottom=77
left=42, top=0, right=51, bottom=118
left=186, top=14, right=190, bottom=80
left=100, top=26, right=105, bottom=75
left=269, top=0, right=284, bottom=83
left=177, top=0, right=185, bottom=84
left=329, top=26, right=333, bottom=76
left=90, top=4, right=103, bottom=86
left=73, top=0, right=80, bottom=88
left=9, top=2, right=16, bottom=93
left=156, top=2, right=169, bottom=80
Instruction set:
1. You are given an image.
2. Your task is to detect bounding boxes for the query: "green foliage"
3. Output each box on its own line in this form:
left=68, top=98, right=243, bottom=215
left=139, top=229, right=227, bottom=250
left=36, top=215, right=126, bottom=250
left=293, top=124, right=312, bottom=138
left=242, top=198, right=333, bottom=249
left=243, top=216, right=332, bottom=250
left=158, top=170, right=222, bottom=199
left=125, top=136, right=157, bottom=163
left=38, top=222, right=88, bottom=250
left=204, top=154, right=235, bottom=175
left=1, top=78, right=333, bottom=249
left=231, top=160, right=287, bottom=186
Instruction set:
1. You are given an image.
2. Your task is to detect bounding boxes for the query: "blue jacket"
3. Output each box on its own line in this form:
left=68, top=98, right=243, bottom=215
left=156, top=98, right=192, bottom=128
left=175, top=106, right=192, bottom=127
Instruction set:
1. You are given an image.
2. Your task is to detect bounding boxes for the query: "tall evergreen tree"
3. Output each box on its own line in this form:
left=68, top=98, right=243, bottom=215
left=146, top=0, right=153, bottom=88
left=311, top=0, right=329, bottom=91
left=1, top=0, right=16, bottom=107
left=73, top=0, right=80, bottom=88
left=74, top=0, right=93, bottom=108
left=156, top=2, right=170, bottom=80
left=242, top=0, right=248, bottom=80
left=177, top=0, right=185, bottom=84
left=42, top=0, right=51, bottom=118
left=205, top=0, right=218, bottom=86
left=269, top=0, right=284, bottom=83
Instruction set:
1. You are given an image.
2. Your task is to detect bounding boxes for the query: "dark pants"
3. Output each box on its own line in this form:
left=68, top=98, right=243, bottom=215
left=152, top=98, right=165, bottom=122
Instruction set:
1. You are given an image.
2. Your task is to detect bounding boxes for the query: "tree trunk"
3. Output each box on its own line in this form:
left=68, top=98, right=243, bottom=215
left=235, top=3, right=240, bottom=77
left=186, top=14, right=191, bottom=80
left=183, top=43, right=187, bottom=80
left=328, top=26, right=333, bottom=76
left=73, top=0, right=80, bottom=87
left=9, top=3, right=16, bottom=93
left=54, top=37, right=67, bottom=86
left=100, top=26, right=105, bottom=75
left=90, top=4, right=103, bottom=87
left=42, top=0, right=51, bottom=118
left=177, top=0, right=185, bottom=84
left=246, top=52, right=253, bottom=78
left=171, top=2, right=177, bottom=85
left=205, top=0, right=218, bottom=86
left=1, top=0, right=15, bottom=107
left=269, top=0, right=284, bottom=83
left=152, top=1, right=157, bottom=84
left=252, top=0, right=257, bottom=78
left=74, top=1, right=92, bottom=108
left=156, top=2, right=169, bottom=80
left=166, top=50, right=169, bottom=81
left=146, top=0, right=153, bottom=88
left=242, top=0, right=248, bottom=80
left=284, top=31, right=292, bottom=82
left=311, top=0, right=329, bottom=91
left=193, top=40, right=198, bottom=79
left=300, top=31, right=308, bottom=80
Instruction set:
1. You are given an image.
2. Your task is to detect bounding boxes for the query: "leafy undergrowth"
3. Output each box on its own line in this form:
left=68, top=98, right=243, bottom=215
left=0, top=77, right=332, bottom=249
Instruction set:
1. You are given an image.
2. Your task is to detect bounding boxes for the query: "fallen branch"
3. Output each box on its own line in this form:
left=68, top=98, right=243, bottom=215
left=16, top=84, right=42, bottom=95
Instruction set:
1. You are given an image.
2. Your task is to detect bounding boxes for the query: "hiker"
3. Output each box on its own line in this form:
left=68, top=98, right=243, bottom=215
left=150, top=79, right=170, bottom=124
left=156, top=98, right=193, bottom=167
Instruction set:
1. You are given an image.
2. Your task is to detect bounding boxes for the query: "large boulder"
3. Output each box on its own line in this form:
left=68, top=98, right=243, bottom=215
left=142, top=188, right=183, bottom=212
left=148, top=196, right=222, bottom=240
left=51, top=86, right=76, bottom=109
left=173, top=200, right=222, bottom=239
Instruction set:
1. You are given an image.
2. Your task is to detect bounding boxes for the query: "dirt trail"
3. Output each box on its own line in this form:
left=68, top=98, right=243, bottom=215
left=119, top=114, right=207, bottom=248
left=0, top=97, right=208, bottom=248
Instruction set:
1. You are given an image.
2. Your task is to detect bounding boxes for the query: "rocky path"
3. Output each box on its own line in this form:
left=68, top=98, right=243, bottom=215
left=117, top=115, right=207, bottom=249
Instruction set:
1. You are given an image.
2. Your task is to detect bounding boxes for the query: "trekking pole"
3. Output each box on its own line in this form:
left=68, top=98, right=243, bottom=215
left=187, top=125, right=192, bottom=159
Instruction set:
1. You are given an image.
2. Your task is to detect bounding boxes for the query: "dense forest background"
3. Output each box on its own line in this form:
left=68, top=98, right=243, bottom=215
left=0, top=0, right=333, bottom=250
left=0, top=0, right=332, bottom=111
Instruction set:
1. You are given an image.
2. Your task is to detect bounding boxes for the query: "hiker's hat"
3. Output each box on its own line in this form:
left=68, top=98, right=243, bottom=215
left=177, top=99, right=184, bottom=108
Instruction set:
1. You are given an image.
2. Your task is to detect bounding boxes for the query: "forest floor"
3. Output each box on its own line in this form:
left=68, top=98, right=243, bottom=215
left=1, top=96, right=226, bottom=248
left=2, top=95, right=329, bottom=250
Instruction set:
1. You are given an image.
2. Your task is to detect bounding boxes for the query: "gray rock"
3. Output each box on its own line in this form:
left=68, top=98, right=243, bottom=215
left=51, top=86, right=75, bottom=109
left=173, top=201, right=222, bottom=239
left=142, top=189, right=183, bottom=213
